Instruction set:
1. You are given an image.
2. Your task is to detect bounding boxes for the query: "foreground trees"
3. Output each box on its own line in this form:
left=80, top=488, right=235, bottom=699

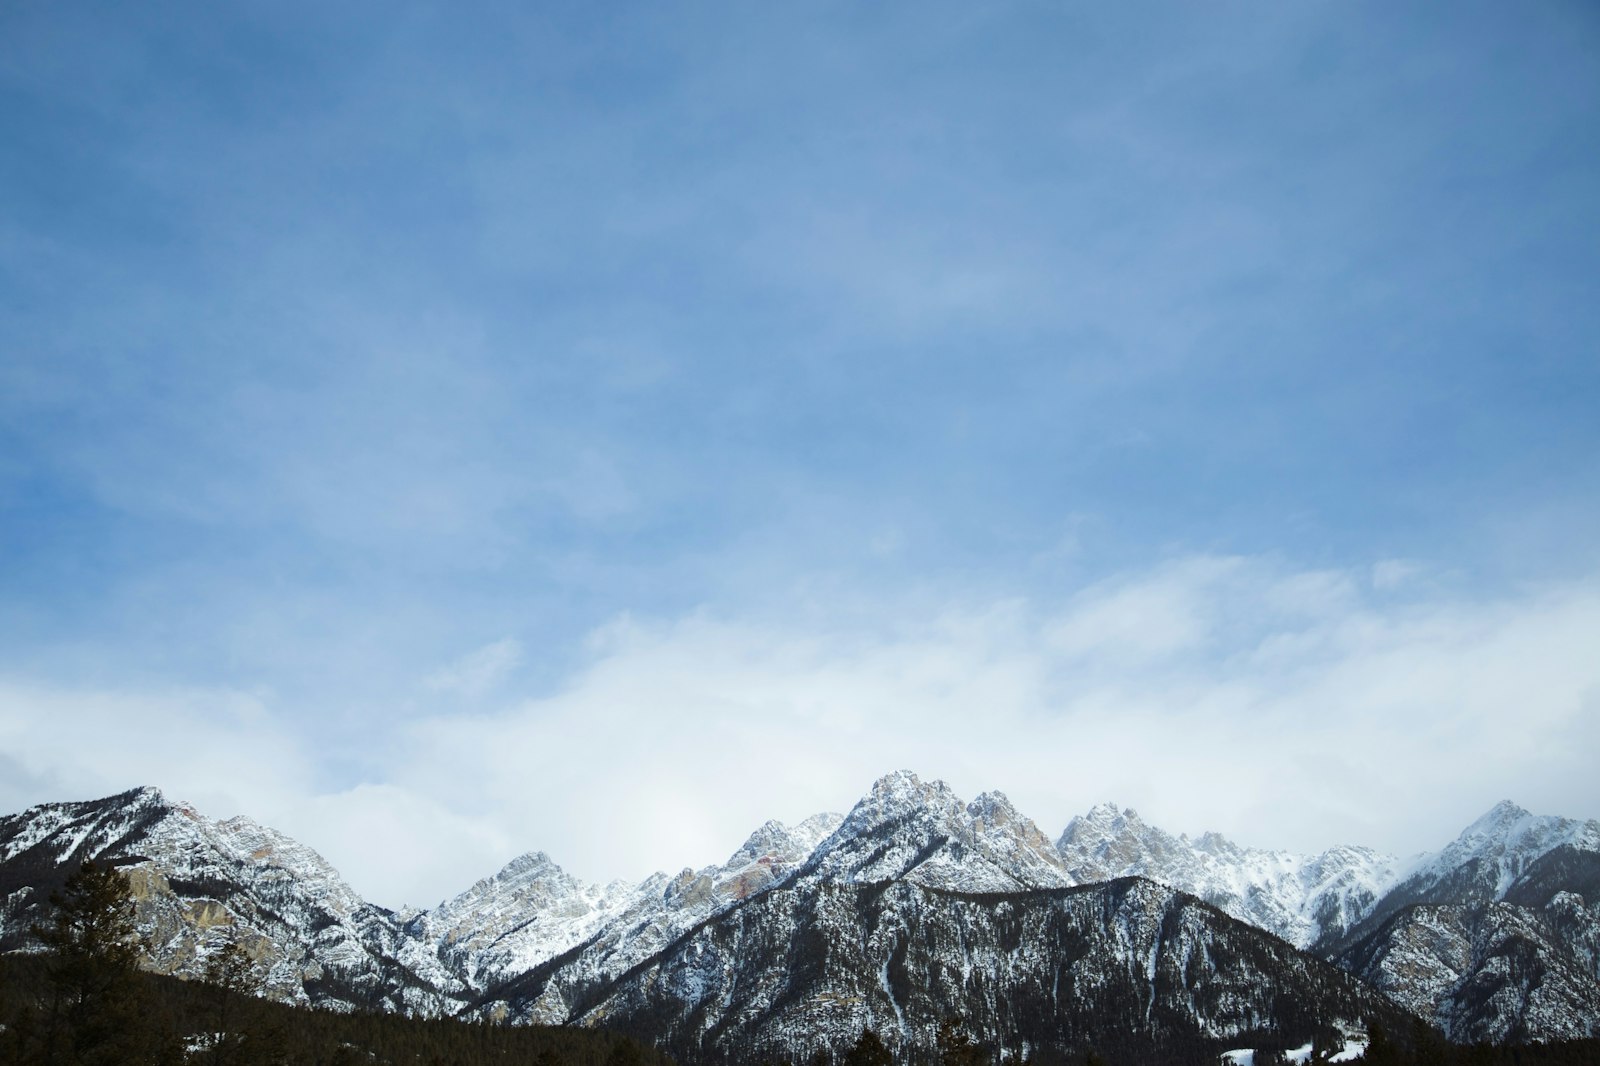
left=10, top=860, right=178, bottom=1065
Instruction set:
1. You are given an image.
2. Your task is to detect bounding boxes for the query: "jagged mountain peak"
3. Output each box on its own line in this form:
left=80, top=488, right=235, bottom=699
left=1058, top=802, right=1182, bottom=868
left=0, top=787, right=462, bottom=1012
left=792, top=810, right=846, bottom=846
left=966, top=789, right=1024, bottom=827
left=726, top=813, right=844, bottom=872
left=853, top=769, right=964, bottom=818
left=1056, top=801, right=1153, bottom=848
left=435, top=849, right=592, bottom=918
left=805, top=772, right=1072, bottom=892
left=729, top=819, right=807, bottom=865
left=1194, top=830, right=1245, bottom=859
left=432, top=850, right=581, bottom=913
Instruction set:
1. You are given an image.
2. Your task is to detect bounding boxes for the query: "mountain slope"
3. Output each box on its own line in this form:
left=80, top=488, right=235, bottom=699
left=1330, top=805, right=1600, bottom=1043
left=0, top=787, right=463, bottom=1013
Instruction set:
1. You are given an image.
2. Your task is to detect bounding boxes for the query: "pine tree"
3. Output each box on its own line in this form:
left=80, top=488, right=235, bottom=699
left=200, top=931, right=273, bottom=1066
left=843, top=1028, right=893, bottom=1066
left=29, top=859, right=174, bottom=1066
left=937, top=1019, right=990, bottom=1066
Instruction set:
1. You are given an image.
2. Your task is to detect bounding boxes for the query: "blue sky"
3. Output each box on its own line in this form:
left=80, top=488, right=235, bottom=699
left=2, top=1, right=1598, bottom=906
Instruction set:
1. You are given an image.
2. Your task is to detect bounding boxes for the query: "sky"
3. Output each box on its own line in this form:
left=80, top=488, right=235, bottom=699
left=2, top=0, right=1598, bottom=908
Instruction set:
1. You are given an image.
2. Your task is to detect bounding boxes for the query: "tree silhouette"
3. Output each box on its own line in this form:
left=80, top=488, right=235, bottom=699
left=937, top=1018, right=990, bottom=1066
left=200, top=930, right=276, bottom=1066
left=844, top=1028, right=894, bottom=1066
left=28, top=859, right=174, bottom=1065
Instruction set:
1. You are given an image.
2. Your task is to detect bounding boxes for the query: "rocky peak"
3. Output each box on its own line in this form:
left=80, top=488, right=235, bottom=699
left=1057, top=803, right=1146, bottom=848
left=842, top=770, right=966, bottom=830
left=1057, top=803, right=1190, bottom=883
left=805, top=773, right=1072, bottom=892
left=967, top=790, right=1027, bottom=833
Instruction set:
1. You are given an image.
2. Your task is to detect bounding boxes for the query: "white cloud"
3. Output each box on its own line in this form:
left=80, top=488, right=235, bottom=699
left=388, top=557, right=1600, bottom=891
left=282, top=785, right=515, bottom=910
left=4, top=556, right=1598, bottom=908
left=0, top=678, right=313, bottom=841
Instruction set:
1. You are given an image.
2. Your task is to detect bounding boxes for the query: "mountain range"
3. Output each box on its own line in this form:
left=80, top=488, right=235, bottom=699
left=2, top=772, right=1596, bottom=1062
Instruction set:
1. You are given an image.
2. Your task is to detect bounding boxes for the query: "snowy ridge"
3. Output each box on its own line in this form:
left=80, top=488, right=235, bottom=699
left=1055, top=802, right=1399, bottom=948
left=414, top=851, right=643, bottom=988
left=417, top=807, right=847, bottom=1016
left=538, top=785, right=1411, bottom=1064
left=1388, top=800, right=1600, bottom=908
left=803, top=771, right=1074, bottom=892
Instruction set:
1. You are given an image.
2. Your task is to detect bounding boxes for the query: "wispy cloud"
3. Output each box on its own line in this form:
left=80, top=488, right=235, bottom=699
left=424, top=638, right=523, bottom=699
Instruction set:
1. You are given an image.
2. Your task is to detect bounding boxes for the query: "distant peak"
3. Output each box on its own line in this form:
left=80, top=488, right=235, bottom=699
left=731, top=819, right=797, bottom=860
left=968, top=791, right=1019, bottom=818
left=1078, top=802, right=1143, bottom=828
left=1464, top=800, right=1532, bottom=834
left=1057, top=802, right=1152, bottom=853
left=834, top=771, right=967, bottom=841
left=499, top=851, right=562, bottom=878
left=795, top=811, right=844, bottom=835
left=870, top=769, right=926, bottom=794
left=858, top=770, right=962, bottom=812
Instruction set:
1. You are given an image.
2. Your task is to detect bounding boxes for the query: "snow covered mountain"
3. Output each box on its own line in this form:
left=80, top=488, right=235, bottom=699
left=1331, top=802, right=1600, bottom=1042
left=1335, top=800, right=1600, bottom=947
left=803, top=772, right=1072, bottom=891
left=3, top=776, right=1597, bottom=1055
left=472, top=771, right=1411, bottom=1064
left=1048, top=797, right=1600, bottom=1043
left=0, top=787, right=463, bottom=1013
left=444, top=810, right=846, bottom=1020
left=1055, top=802, right=1399, bottom=949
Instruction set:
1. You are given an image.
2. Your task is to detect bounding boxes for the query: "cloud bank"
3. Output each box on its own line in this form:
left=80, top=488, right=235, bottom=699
left=3, top=554, right=1596, bottom=908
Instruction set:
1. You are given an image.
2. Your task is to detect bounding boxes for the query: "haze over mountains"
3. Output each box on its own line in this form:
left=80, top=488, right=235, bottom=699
left=1, top=773, right=1596, bottom=1062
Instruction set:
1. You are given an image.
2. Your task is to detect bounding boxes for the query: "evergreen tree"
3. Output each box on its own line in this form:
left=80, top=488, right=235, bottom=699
left=937, top=1019, right=990, bottom=1066
left=198, top=931, right=276, bottom=1066
left=843, top=1028, right=893, bottom=1066
left=28, top=860, right=175, bottom=1066
left=1360, top=1021, right=1398, bottom=1066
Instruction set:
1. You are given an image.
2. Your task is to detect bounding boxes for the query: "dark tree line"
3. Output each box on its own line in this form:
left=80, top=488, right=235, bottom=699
left=1350, top=1020, right=1600, bottom=1066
